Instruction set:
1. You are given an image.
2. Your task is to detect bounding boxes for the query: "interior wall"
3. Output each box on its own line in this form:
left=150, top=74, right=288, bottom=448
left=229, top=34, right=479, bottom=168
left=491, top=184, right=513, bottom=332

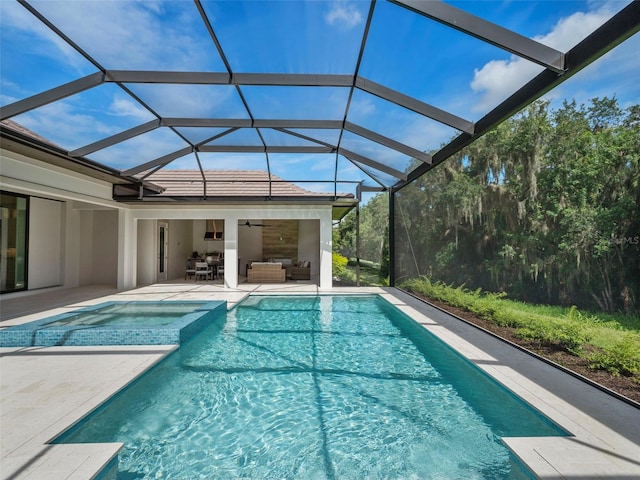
left=298, top=219, right=320, bottom=277
left=168, top=219, right=193, bottom=280
left=63, top=202, right=81, bottom=289
left=193, top=219, right=224, bottom=256
left=28, top=197, right=63, bottom=289
left=136, top=219, right=156, bottom=285
left=262, top=219, right=298, bottom=261
left=91, top=210, right=118, bottom=286
left=238, top=222, right=262, bottom=275
left=78, top=210, right=94, bottom=285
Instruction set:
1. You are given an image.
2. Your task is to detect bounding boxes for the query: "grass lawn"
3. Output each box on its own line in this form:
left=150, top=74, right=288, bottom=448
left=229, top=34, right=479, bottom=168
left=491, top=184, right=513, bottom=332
left=334, top=259, right=387, bottom=287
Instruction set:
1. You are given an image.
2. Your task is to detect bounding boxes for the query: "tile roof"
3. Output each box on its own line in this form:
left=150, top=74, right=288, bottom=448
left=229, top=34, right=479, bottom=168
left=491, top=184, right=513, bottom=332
left=1, top=119, right=61, bottom=148
left=144, top=170, right=353, bottom=198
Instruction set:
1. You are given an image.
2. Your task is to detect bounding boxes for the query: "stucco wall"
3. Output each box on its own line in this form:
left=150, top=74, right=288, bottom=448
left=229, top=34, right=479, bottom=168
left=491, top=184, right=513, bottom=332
left=136, top=220, right=156, bottom=285
left=91, top=210, right=118, bottom=286
left=298, top=219, right=320, bottom=278
left=238, top=222, right=262, bottom=275
left=192, top=219, right=224, bottom=256
left=168, top=219, right=194, bottom=280
left=28, top=197, right=63, bottom=289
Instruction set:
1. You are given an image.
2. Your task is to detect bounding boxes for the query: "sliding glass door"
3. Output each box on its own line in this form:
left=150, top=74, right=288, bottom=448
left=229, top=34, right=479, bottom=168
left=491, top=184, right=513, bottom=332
left=1, top=192, right=28, bottom=293
left=157, top=222, right=168, bottom=282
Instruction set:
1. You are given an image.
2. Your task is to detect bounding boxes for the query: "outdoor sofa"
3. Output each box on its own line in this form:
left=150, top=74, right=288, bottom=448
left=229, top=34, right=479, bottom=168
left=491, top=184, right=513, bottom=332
left=290, top=261, right=311, bottom=280
left=247, top=262, right=286, bottom=283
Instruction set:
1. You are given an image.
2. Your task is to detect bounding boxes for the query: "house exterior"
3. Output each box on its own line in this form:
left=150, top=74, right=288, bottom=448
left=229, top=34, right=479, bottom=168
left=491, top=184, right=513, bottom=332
left=1, top=121, right=357, bottom=294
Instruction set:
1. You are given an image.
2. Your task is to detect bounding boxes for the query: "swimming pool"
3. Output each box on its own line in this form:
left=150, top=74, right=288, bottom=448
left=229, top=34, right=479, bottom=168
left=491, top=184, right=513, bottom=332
left=54, top=295, right=568, bottom=479
left=0, top=301, right=226, bottom=346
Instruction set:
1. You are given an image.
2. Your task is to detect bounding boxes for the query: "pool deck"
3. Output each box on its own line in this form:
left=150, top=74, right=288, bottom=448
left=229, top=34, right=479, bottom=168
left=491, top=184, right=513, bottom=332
left=1, top=282, right=639, bottom=479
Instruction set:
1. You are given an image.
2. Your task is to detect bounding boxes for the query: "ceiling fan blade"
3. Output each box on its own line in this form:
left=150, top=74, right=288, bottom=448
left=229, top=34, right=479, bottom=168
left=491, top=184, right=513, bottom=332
left=239, top=221, right=270, bottom=227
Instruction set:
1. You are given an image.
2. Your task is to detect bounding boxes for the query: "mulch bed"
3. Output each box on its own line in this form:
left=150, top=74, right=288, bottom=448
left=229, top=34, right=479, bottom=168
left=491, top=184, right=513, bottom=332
left=413, top=294, right=640, bottom=405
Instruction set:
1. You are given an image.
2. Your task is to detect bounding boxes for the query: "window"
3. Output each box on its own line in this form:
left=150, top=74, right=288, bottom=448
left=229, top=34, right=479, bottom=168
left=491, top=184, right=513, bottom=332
left=1, top=192, right=28, bottom=293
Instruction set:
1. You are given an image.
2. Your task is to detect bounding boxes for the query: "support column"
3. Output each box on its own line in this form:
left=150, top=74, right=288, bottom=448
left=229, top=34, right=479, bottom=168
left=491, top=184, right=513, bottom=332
left=319, top=208, right=333, bottom=290
left=356, top=203, right=360, bottom=287
left=63, top=201, right=80, bottom=288
left=389, top=189, right=395, bottom=287
left=117, top=209, right=137, bottom=290
left=223, top=216, right=238, bottom=288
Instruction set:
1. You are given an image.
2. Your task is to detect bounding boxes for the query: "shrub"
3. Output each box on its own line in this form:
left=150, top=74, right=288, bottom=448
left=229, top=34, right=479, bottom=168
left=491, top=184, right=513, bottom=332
left=332, top=252, right=348, bottom=277
left=333, top=253, right=357, bottom=285
left=400, top=276, right=640, bottom=382
left=516, top=322, right=590, bottom=355
left=401, top=277, right=592, bottom=355
left=555, top=323, right=591, bottom=355
left=589, top=334, right=640, bottom=377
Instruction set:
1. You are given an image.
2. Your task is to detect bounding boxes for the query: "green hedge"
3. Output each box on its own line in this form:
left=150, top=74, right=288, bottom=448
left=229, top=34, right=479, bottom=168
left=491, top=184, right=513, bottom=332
left=400, top=277, right=640, bottom=380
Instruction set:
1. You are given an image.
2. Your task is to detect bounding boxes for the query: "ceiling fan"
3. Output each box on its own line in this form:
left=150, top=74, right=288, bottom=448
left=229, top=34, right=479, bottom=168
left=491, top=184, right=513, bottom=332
left=240, top=220, right=269, bottom=228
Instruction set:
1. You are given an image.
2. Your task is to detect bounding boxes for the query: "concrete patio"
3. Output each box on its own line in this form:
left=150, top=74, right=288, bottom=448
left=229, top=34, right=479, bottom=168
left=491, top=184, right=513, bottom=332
left=1, top=283, right=639, bottom=479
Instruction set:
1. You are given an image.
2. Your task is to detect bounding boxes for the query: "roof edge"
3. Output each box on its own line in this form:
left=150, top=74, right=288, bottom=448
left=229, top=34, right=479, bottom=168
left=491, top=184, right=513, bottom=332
left=0, top=121, right=153, bottom=190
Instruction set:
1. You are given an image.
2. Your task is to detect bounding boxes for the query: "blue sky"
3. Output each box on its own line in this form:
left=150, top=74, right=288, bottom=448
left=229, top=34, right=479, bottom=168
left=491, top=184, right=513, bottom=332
left=1, top=0, right=638, bottom=197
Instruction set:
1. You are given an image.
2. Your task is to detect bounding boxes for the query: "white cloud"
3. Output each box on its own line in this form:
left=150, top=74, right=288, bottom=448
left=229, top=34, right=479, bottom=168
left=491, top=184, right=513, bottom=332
left=396, top=116, right=458, bottom=153
left=534, top=10, right=613, bottom=51
left=23, top=0, right=217, bottom=70
left=0, top=1, right=90, bottom=73
left=543, top=30, right=640, bottom=109
left=0, top=91, right=19, bottom=107
left=5, top=97, right=186, bottom=170
left=127, top=84, right=242, bottom=118
left=335, top=158, right=370, bottom=184
left=89, top=128, right=189, bottom=170
left=325, top=2, right=363, bottom=29
left=347, top=96, right=377, bottom=121
left=13, top=101, right=117, bottom=150
left=108, top=96, right=154, bottom=122
left=470, top=60, right=543, bottom=113
left=470, top=5, right=615, bottom=113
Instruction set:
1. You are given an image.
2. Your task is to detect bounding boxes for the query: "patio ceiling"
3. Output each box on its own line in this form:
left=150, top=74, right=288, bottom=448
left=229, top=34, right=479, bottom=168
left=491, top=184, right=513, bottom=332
left=1, top=0, right=639, bottom=203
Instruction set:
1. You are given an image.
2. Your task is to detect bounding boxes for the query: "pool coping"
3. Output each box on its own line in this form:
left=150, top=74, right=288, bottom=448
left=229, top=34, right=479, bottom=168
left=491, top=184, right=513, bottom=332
left=379, top=288, right=640, bottom=479
left=1, top=283, right=639, bottom=479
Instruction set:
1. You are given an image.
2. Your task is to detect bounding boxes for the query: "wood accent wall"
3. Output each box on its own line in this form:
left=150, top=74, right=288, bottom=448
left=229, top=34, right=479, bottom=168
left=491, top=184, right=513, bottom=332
left=262, top=219, right=298, bottom=262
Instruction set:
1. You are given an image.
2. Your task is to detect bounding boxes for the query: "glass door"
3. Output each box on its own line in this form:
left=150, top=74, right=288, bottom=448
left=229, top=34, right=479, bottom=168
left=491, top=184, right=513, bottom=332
left=157, top=222, right=168, bottom=282
left=1, top=192, right=28, bottom=293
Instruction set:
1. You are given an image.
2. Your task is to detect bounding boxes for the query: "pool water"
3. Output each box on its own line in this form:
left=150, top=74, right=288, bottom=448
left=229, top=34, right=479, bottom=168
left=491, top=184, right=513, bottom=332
left=45, top=302, right=207, bottom=327
left=55, top=295, right=567, bottom=479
